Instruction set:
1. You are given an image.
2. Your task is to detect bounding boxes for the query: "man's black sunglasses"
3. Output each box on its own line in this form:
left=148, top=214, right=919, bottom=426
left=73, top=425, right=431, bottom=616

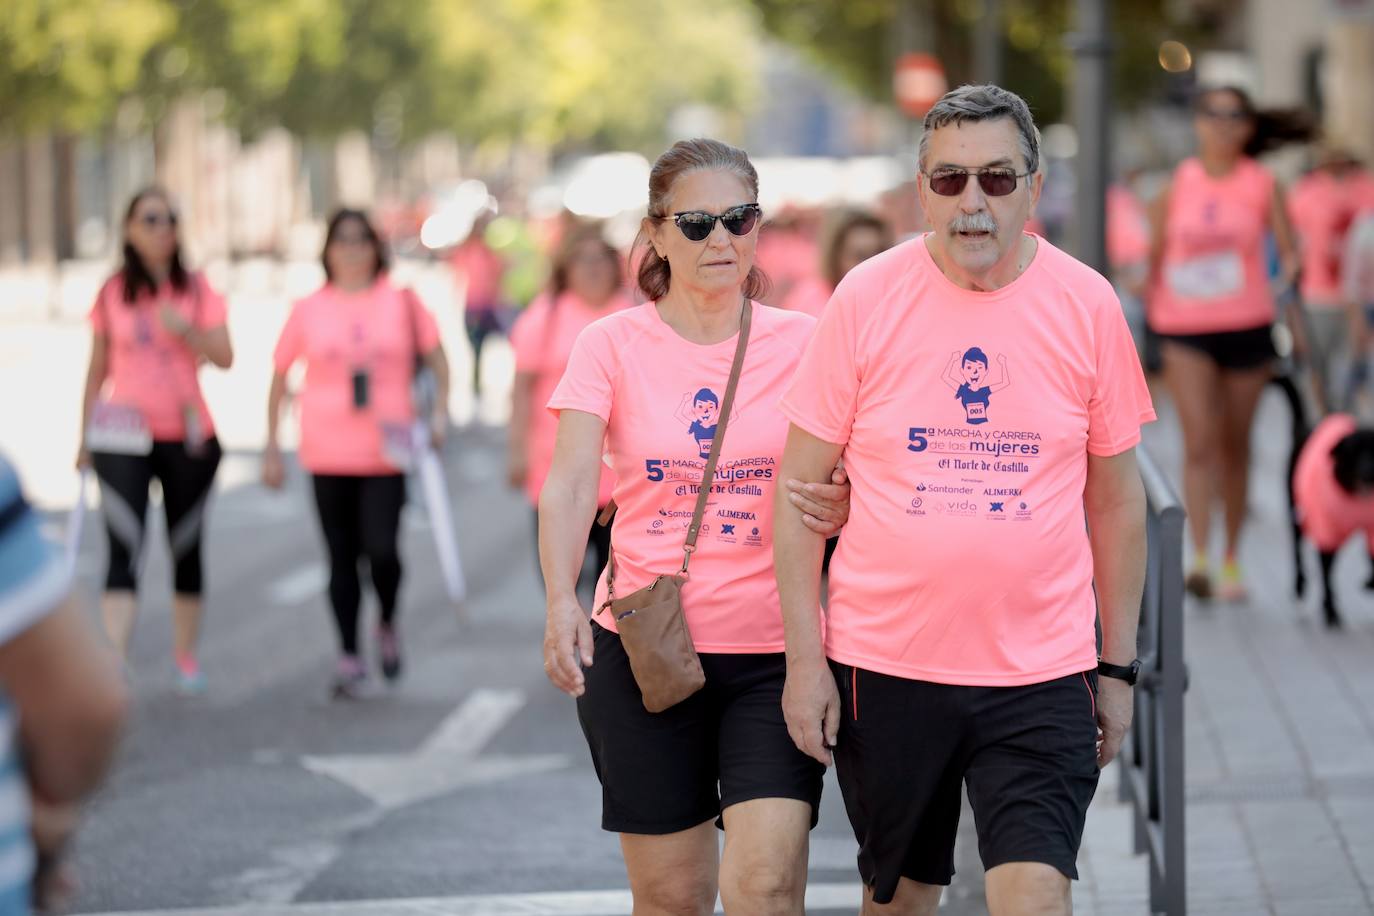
left=923, top=168, right=1031, bottom=197
left=659, top=204, right=762, bottom=242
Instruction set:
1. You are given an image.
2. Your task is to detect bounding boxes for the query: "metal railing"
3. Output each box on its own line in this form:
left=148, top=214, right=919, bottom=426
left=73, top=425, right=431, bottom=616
left=1119, top=446, right=1188, bottom=915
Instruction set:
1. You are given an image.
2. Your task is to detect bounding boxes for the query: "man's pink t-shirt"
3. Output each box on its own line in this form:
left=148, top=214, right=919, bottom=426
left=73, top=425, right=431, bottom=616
left=1294, top=413, right=1374, bottom=552
left=273, top=279, right=440, bottom=476
left=1150, top=157, right=1277, bottom=335
left=780, top=235, right=1156, bottom=686
left=510, top=290, right=632, bottom=506
left=549, top=302, right=817, bottom=653
left=89, top=273, right=228, bottom=441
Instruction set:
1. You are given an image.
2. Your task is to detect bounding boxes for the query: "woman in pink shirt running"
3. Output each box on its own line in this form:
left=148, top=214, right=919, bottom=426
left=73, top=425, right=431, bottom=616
left=540, top=139, right=849, bottom=914
left=1148, top=86, right=1308, bottom=601
left=508, top=224, right=632, bottom=594
left=263, top=210, right=450, bottom=699
left=78, top=188, right=234, bottom=693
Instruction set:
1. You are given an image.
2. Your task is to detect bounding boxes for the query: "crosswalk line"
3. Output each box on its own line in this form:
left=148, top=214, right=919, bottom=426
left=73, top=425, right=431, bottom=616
left=87, top=881, right=875, bottom=915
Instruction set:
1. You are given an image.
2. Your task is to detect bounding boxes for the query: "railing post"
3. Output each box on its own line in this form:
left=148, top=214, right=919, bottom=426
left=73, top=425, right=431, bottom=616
left=1123, top=447, right=1187, bottom=915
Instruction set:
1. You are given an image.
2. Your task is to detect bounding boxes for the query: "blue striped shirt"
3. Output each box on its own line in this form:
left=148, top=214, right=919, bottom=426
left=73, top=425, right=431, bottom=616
left=0, top=457, right=67, bottom=914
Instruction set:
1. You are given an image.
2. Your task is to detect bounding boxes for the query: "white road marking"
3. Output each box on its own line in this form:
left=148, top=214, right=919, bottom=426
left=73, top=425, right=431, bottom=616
left=268, top=564, right=329, bottom=605
left=85, top=881, right=874, bottom=915
left=301, top=688, right=568, bottom=810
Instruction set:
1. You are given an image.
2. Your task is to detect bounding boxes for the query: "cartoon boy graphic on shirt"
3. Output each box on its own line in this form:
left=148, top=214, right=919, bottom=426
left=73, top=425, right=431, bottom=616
left=675, top=388, right=720, bottom=459
left=941, top=347, right=1010, bottom=425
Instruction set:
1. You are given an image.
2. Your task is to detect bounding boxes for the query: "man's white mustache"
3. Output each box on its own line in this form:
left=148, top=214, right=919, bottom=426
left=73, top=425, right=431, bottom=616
left=950, top=213, right=998, bottom=235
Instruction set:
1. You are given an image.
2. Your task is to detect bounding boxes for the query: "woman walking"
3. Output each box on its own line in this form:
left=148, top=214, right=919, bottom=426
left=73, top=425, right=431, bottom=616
left=540, top=139, right=849, bottom=915
left=79, top=187, right=233, bottom=693
left=264, top=209, right=450, bottom=698
left=508, top=224, right=632, bottom=593
left=1148, top=86, right=1309, bottom=600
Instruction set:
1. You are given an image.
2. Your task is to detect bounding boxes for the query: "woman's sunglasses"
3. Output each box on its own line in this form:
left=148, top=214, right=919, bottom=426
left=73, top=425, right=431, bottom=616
left=924, top=169, right=1030, bottom=198
left=1198, top=107, right=1251, bottom=123
left=661, top=204, right=761, bottom=242
left=139, top=212, right=178, bottom=228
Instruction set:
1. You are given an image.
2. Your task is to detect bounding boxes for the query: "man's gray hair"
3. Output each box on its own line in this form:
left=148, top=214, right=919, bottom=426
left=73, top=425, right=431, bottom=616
left=918, top=84, right=1042, bottom=176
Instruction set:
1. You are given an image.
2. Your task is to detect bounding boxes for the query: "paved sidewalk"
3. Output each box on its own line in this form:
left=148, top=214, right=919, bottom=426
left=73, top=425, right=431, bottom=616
left=1073, top=386, right=1374, bottom=916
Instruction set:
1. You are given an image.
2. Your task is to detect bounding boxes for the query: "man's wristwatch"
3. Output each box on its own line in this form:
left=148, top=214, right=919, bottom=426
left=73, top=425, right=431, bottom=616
left=1097, top=658, right=1142, bottom=686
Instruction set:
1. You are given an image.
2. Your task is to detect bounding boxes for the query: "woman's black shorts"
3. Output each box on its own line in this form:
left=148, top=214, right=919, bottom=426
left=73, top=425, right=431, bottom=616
left=576, top=622, right=824, bottom=835
left=1157, top=324, right=1275, bottom=371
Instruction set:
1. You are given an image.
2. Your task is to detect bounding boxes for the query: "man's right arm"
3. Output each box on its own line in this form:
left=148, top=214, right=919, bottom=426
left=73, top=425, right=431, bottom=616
left=0, top=597, right=127, bottom=804
left=775, top=423, right=845, bottom=766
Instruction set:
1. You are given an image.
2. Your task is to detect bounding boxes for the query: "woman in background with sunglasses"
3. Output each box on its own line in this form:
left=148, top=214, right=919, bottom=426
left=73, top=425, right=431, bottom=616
left=539, top=139, right=850, bottom=915
left=78, top=187, right=233, bottom=693
left=1148, top=86, right=1311, bottom=601
left=263, top=209, right=450, bottom=699
left=508, top=223, right=632, bottom=596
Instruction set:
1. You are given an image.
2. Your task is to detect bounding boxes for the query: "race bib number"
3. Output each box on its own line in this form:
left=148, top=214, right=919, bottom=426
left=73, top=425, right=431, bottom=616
left=1166, top=251, right=1244, bottom=301
left=380, top=421, right=421, bottom=472
left=86, top=402, right=152, bottom=456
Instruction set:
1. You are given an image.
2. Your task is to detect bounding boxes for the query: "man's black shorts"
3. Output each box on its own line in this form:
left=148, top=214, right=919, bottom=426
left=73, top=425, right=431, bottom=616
left=576, top=622, right=824, bottom=835
left=831, top=662, right=1101, bottom=905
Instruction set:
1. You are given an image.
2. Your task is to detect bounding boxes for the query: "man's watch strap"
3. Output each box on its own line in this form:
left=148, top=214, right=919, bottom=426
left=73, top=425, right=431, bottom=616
left=1097, top=658, right=1141, bottom=686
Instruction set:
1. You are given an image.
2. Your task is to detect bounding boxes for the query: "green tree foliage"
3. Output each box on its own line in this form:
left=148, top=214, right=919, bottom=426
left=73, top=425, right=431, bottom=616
left=0, top=0, right=176, bottom=131
left=750, top=0, right=1194, bottom=124
left=2, top=0, right=759, bottom=148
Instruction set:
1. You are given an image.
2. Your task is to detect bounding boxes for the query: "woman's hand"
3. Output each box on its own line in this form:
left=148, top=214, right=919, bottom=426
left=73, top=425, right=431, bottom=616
left=784, top=465, right=850, bottom=537
left=508, top=454, right=529, bottom=490
left=158, top=302, right=192, bottom=339
left=261, top=443, right=286, bottom=490
left=75, top=442, right=92, bottom=471
left=543, top=596, right=594, bottom=697
left=429, top=410, right=448, bottom=451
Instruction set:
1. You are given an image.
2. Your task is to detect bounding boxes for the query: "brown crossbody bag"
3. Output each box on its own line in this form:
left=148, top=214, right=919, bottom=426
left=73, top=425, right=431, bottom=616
left=596, top=301, right=752, bottom=713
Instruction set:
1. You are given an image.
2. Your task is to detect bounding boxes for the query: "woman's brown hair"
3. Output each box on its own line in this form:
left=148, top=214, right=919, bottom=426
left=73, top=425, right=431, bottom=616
left=549, top=223, right=623, bottom=301
left=1194, top=86, right=1315, bottom=158
left=821, top=209, right=892, bottom=288
left=635, top=138, right=770, bottom=302
left=119, top=187, right=190, bottom=304
left=321, top=208, right=389, bottom=284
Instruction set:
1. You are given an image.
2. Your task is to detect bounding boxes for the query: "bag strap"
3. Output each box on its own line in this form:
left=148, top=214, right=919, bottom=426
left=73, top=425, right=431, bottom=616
left=604, top=301, right=752, bottom=603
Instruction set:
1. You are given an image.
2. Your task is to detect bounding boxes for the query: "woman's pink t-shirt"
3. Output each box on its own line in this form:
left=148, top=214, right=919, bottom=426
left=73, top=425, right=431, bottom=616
left=1288, top=171, right=1374, bottom=307
left=780, top=235, right=1156, bottom=686
left=89, top=273, right=227, bottom=441
left=549, top=302, right=817, bottom=653
left=273, top=279, right=440, bottom=476
left=1150, top=157, right=1277, bottom=335
left=1107, top=184, right=1151, bottom=270
left=450, top=239, right=504, bottom=312
left=1294, top=413, right=1374, bottom=552
left=510, top=290, right=632, bottom=506
left=781, top=275, right=834, bottom=318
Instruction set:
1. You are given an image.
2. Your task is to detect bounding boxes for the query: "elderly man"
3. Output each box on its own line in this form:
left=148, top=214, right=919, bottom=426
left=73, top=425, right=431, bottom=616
left=774, top=84, right=1155, bottom=916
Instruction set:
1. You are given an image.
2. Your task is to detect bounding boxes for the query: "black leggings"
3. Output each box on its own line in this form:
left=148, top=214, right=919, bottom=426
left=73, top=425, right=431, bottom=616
left=311, top=474, right=407, bottom=656
left=93, top=438, right=222, bottom=596
left=534, top=509, right=611, bottom=597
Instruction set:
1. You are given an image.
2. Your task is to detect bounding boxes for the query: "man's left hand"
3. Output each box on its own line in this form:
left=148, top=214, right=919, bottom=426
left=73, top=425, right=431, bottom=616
left=786, top=466, right=849, bottom=536
left=1095, top=675, right=1134, bottom=768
